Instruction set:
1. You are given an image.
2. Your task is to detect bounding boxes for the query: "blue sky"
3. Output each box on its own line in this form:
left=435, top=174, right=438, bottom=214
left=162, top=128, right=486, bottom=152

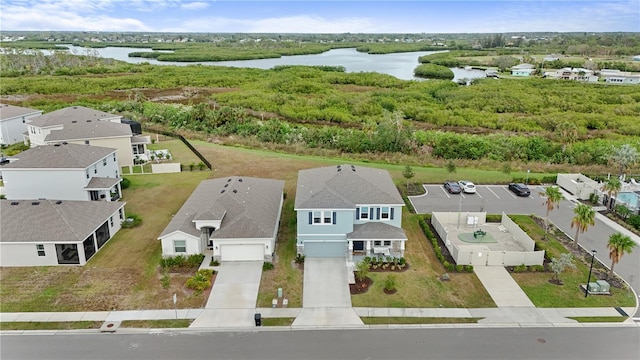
left=1, top=1, right=639, bottom=33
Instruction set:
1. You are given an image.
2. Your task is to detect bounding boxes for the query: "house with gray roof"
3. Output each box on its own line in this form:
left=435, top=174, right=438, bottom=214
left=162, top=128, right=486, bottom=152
left=158, top=176, right=284, bottom=262
left=294, top=165, right=407, bottom=260
left=0, top=103, right=42, bottom=145
left=0, top=199, right=125, bottom=266
left=25, top=105, right=150, bottom=167
left=1, top=142, right=122, bottom=202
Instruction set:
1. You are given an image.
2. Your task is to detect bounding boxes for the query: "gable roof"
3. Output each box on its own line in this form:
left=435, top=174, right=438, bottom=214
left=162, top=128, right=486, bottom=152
left=45, top=120, right=132, bottom=142
left=2, top=143, right=116, bottom=169
left=28, top=106, right=121, bottom=128
left=0, top=103, right=42, bottom=121
left=295, top=165, right=404, bottom=209
left=159, top=176, right=284, bottom=239
left=0, top=199, right=125, bottom=243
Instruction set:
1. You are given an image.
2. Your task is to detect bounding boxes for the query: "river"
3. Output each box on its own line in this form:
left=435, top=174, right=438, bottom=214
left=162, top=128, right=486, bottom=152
left=56, top=45, right=487, bottom=81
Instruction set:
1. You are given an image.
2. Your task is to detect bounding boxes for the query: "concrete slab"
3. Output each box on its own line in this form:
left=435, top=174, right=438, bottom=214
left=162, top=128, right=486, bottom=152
left=292, top=308, right=364, bottom=327
left=474, top=266, right=535, bottom=307
left=205, top=261, right=263, bottom=309
left=301, top=258, right=351, bottom=308
left=189, top=309, right=256, bottom=328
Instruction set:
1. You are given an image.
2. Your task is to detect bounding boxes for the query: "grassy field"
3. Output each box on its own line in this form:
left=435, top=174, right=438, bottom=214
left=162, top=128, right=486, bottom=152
left=350, top=212, right=496, bottom=308
left=361, top=317, right=482, bottom=325
left=510, top=216, right=636, bottom=308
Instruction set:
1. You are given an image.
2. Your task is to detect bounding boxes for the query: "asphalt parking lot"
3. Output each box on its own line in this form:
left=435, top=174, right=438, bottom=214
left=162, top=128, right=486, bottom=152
left=409, top=184, right=551, bottom=215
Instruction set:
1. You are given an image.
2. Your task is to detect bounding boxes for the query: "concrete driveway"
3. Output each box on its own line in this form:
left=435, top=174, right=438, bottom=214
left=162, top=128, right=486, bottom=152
left=293, top=258, right=363, bottom=327
left=190, top=261, right=263, bottom=328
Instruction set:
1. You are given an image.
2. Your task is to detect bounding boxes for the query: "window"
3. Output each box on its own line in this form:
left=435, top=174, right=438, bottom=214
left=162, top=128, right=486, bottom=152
left=109, top=216, right=114, bottom=227
left=119, top=208, right=124, bottom=220
left=113, top=154, right=116, bottom=162
left=381, top=207, right=390, bottom=219
left=86, top=170, right=90, bottom=179
left=384, top=241, right=391, bottom=246
left=85, top=140, right=90, bottom=145
left=173, top=240, right=187, bottom=253
left=36, top=244, right=45, bottom=256
left=310, top=211, right=334, bottom=225
left=374, top=241, right=381, bottom=246
left=360, top=206, right=369, bottom=219
left=103, top=158, right=107, bottom=166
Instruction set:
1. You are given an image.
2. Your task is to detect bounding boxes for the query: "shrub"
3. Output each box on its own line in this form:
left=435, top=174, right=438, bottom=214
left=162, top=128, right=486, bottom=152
left=121, top=213, right=141, bottom=228
left=530, top=265, right=545, bottom=272
left=294, top=253, right=305, bottom=264
left=485, top=214, right=502, bottom=223
left=186, top=269, right=214, bottom=293
left=210, top=259, right=220, bottom=267
left=355, top=260, right=370, bottom=282
left=120, top=177, right=131, bottom=189
left=160, top=254, right=204, bottom=269
left=263, top=262, right=274, bottom=271
left=398, top=257, right=406, bottom=266
left=187, top=254, right=205, bottom=267
left=589, top=193, right=599, bottom=205
left=455, top=265, right=464, bottom=272
left=627, top=214, right=640, bottom=230
left=540, top=175, right=557, bottom=184
left=513, top=264, right=527, bottom=273
left=384, top=275, right=397, bottom=292
left=363, top=256, right=372, bottom=264
left=464, top=265, right=474, bottom=273
left=160, top=270, right=170, bottom=289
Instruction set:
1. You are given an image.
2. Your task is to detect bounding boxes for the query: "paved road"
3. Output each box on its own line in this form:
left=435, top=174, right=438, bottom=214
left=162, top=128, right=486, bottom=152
left=411, top=184, right=640, bottom=318
left=2, top=327, right=638, bottom=360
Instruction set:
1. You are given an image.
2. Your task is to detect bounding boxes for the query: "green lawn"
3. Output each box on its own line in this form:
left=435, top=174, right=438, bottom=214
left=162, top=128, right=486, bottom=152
left=120, top=319, right=192, bottom=328
left=510, top=216, right=636, bottom=308
left=568, top=316, right=628, bottom=323
left=361, top=317, right=482, bottom=325
left=261, top=318, right=296, bottom=326
left=0, top=322, right=102, bottom=330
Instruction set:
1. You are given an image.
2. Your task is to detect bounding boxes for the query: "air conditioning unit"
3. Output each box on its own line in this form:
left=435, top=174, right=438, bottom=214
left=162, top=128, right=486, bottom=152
left=596, top=280, right=610, bottom=293
left=587, top=282, right=600, bottom=292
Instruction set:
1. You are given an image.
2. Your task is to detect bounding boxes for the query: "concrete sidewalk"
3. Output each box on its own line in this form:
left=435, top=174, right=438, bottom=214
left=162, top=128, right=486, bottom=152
left=474, top=266, right=535, bottom=307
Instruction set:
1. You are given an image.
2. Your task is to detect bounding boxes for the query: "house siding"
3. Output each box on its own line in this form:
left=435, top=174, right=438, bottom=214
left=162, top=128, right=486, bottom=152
left=0, top=242, right=62, bottom=266
left=64, top=137, right=135, bottom=167
left=1, top=111, right=42, bottom=145
left=160, top=232, right=201, bottom=257
left=296, top=209, right=354, bottom=236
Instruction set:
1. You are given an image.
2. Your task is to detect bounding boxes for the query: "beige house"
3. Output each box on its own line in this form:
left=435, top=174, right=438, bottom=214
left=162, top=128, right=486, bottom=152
left=25, top=106, right=150, bottom=167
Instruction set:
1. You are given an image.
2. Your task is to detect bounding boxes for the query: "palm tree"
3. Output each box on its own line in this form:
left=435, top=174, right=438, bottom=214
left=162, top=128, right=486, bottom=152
left=556, top=121, right=578, bottom=153
left=601, top=178, right=622, bottom=211
left=609, top=144, right=639, bottom=176
left=607, top=232, right=636, bottom=280
left=570, top=203, right=596, bottom=248
left=541, top=186, right=563, bottom=234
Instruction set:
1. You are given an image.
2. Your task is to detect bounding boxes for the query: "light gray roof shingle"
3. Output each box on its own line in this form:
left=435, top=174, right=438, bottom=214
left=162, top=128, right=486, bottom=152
left=348, top=222, right=407, bottom=240
left=159, top=177, right=284, bottom=240
left=295, top=165, right=404, bottom=209
left=45, top=121, right=132, bottom=141
left=2, top=143, right=116, bottom=169
left=0, top=200, right=125, bottom=243
left=28, top=106, right=121, bottom=127
left=84, top=177, right=121, bottom=190
left=0, top=103, right=42, bottom=120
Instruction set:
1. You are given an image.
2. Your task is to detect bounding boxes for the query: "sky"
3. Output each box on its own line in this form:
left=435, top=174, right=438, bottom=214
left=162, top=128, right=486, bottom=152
left=1, top=0, right=639, bottom=33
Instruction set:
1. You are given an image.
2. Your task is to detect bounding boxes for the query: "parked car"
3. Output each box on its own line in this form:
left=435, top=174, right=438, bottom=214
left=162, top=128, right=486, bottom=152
left=443, top=181, right=462, bottom=194
left=458, top=180, right=476, bottom=194
left=508, top=183, right=531, bottom=197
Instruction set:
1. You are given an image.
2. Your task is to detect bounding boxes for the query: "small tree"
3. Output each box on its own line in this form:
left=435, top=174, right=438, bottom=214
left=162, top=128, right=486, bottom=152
left=384, top=275, right=397, bottom=292
left=446, top=160, right=457, bottom=175
left=550, top=253, right=576, bottom=284
left=614, top=204, right=632, bottom=221
left=609, top=144, right=638, bottom=176
left=355, top=260, right=370, bottom=283
left=607, top=232, right=635, bottom=280
left=402, top=165, right=415, bottom=191
left=541, top=186, right=563, bottom=234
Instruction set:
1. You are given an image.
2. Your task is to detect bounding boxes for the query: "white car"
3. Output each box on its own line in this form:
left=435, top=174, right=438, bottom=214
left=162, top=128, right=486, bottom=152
left=458, top=180, right=477, bottom=194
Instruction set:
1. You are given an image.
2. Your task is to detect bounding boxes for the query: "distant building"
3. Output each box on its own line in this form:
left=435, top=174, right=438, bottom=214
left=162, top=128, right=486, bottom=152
left=511, top=63, right=536, bottom=77
left=600, top=69, right=640, bottom=85
left=0, top=104, right=42, bottom=145
left=554, top=67, right=598, bottom=82
left=632, top=55, right=640, bottom=61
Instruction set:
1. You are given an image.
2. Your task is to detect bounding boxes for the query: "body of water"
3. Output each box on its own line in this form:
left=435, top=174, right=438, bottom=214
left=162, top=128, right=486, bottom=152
left=55, top=45, right=486, bottom=81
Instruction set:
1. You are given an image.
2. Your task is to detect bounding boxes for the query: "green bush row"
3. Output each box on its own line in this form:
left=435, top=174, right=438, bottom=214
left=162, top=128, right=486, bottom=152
left=160, top=254, right=205, bottom=269
left=419, top=218, right=473, bottom=273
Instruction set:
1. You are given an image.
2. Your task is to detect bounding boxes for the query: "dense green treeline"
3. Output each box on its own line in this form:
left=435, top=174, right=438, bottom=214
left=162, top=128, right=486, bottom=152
left=2, top=62, right=639, bottom=166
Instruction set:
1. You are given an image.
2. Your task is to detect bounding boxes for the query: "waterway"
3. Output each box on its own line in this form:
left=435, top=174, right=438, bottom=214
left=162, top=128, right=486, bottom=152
left=54, top=45, right=488, bottom=81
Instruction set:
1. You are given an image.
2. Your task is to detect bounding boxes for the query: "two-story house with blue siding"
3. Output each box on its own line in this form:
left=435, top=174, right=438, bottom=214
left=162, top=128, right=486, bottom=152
left=294, top=165, right=407, bottom=261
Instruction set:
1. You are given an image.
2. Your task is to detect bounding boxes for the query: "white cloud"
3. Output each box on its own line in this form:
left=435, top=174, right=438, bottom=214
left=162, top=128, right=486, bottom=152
left=181, top=1, right=209, bottom=10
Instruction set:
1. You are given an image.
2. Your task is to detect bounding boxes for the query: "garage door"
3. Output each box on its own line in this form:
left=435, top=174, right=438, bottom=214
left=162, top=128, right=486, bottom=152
left=221, top=244, right=264, bottom=261
left=304, top=241, right=346, bottom=258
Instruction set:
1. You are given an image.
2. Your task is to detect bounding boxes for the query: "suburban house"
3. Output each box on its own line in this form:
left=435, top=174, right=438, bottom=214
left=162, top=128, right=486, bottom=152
left=0, top=199, right=125, bottom=266
left=550, top=67, right=598, bottom=82
left=510, top=63, right=536, bottom=76
left=294, top=165, right=407, bottom=260
left=0, top=103, right=42, bottom=145
left=158, top=176, right=284, bottom=262
left=25, top=106, right=150, bottom=167
left=1, top=143, right=122, bottom=202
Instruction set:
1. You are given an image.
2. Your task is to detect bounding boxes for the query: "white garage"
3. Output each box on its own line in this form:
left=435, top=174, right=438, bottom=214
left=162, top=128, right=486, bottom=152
left=220, top=244, right=265, bottom=262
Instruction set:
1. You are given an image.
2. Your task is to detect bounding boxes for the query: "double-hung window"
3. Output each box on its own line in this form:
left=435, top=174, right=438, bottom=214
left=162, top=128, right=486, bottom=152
left=311, top=211, right=334, bottom=225
left=360, top=206, right=369, bottom=219
left=174, top=240, right=187, bottom=253
left=381, top=207, right=390, bottom=220
left=36, top=244, right=45, bottom=256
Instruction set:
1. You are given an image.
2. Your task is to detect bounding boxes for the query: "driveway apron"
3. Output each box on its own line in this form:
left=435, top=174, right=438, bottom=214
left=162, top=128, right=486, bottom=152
left=293, top=258, right=363, bottom=327
left=190, top=261, right=263, bottom=328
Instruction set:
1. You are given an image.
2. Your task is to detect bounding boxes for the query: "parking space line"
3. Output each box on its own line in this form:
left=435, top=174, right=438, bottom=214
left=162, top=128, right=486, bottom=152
left=476, top=192, right=483, bottom=198
left=440, top=186, right=451, bottom=198
left=502, top=187, right=518, bottom=199
left=486, top=187, right=500, bottom=199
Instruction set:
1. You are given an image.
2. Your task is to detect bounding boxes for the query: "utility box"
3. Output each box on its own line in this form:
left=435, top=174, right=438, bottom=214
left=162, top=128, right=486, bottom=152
left=596, top=280, right=610, bottom=293
left=587, top=282, right=600, bottom=292
left=254, top=313, right=262, bottom=327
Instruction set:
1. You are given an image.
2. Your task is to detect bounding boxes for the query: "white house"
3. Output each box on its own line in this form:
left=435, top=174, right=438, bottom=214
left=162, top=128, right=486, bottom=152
left=599, top=69, right=640, bottom=85
left=158, top=176, right=284, bottom=262
left=0, top=199, right=125, bottom=266
left=1, top=143, right=122, bottom=202
left=550, top=67, right=598, bottom=82
left=25, top=106, right=150, bottom=167
left=0, top=103, right=42, bottom=145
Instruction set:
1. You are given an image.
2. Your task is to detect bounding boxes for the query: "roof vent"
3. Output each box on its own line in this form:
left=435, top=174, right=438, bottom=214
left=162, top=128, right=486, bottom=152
left=32, top=201, right=40, bottom=205
left=73, top=106, right=78, bottom=109
left=86, top=120, right=91, bottom=122
left=351, top=165, right=356, bottom=172
left=54, top=143, right=61, bottom=147
left=62, top=142, right=68, bottom=145
left=71, top=120, right=77, bottom=123
left=10, top=201, right=19, bottom=205
left=221, top=190, right=225, bottom=193
left=227, top=178, right=232, bottom=182
left=337, top=168, right=341, bottom=172
left=55, top=200, right=63, bottom=204
left=233, top=189, right=237, bottom=193
left=224, top=184, right=228, bottom=188
left=238, top=179, right=243, bottom=182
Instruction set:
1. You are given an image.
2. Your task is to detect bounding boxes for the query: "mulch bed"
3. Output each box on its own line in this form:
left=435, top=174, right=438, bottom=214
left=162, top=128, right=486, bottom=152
left=349, top=277, right=373, bottom=295
left=383, top=288, right=398, bottom=295
left=368, top=263, right=410, bottom=272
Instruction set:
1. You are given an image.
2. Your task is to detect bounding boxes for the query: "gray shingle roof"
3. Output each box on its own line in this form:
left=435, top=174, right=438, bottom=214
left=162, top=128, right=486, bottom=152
left=28, top=106, right=121, bottom=127
left=159, top=177, right=284, bottom=240
left=0, top=200, right=125, bottom=243
left=295, top=165, right=404, bottom=209
left=85, top=177, right=121, bottom=190
left=0, top=103, right=42, bottom=121
left=45, top=121, right=132, bottom=141
left=348, top=222, right=407, bottom=240
left=2, top=143, right=116, bottom=169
